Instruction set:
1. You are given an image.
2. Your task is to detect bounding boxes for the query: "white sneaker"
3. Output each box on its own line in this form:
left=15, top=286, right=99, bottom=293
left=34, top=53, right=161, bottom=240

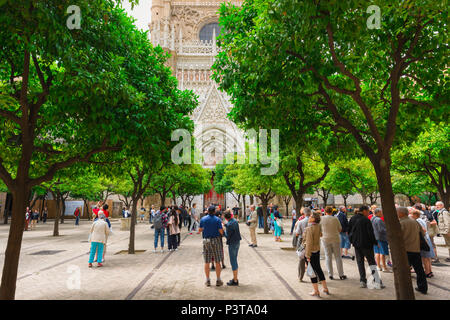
left=161, top=249, right=164, bottom=253
left=153, top=249, right=157, bottom=253
left=175, top=248, right=178, bottom=251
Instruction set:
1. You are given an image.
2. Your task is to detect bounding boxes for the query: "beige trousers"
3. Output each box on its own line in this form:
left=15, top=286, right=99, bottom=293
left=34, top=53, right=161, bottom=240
left=249, top=227, right=257, bottom=245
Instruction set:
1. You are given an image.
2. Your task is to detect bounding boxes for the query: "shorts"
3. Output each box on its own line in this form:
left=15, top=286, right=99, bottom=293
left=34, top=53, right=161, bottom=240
left=202, top=237, right=224, bottom=264
left=373, top=240, right=389, bottom=256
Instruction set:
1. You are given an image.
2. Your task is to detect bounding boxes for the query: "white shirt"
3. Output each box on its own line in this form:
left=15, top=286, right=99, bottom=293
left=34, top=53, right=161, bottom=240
left=292, top=209, right=296, bottom=219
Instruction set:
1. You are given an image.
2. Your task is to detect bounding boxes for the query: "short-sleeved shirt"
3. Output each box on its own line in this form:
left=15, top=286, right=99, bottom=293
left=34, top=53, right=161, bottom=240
left=200, top=214, right=223, bottom=239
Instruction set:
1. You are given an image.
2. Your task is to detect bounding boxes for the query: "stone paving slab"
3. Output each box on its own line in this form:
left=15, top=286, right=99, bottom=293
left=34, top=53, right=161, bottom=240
left=0, top=219, right=448, bottom=300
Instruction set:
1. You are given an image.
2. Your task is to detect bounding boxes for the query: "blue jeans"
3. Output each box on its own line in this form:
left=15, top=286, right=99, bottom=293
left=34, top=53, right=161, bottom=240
left=228, top=242, right=240, bottom=271
left=75, top=216, right=79, bottom=225
left=154, top=228, right=165, bottom=249
left=290, top=219, right=296, bottom=233
left=340, top=232, right=351, bottom=249
left=89, top=242, right=104, bottom=263
left=258, top=216, right=264, bottom=228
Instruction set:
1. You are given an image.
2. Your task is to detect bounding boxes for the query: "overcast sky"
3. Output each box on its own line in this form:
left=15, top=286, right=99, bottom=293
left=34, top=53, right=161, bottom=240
left=122, top=0, right=153, bottom=31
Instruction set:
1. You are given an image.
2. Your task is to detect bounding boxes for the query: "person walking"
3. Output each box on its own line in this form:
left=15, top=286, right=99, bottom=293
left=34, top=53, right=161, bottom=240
left=397, top=206, right=428, bottom=294
left=24, top=207, right=32, bottom=231
left=224, top=211, right=241, bottom=286
left=321, top=206, right=346, bottom=280
left=348, top=205, right=384, bottom=289
left=153, top=206, right=169, bottom=253
left=435, top=201, right=450, bottom=262
left=303, top=211, right=329, bottom=297
left=371, top=208, right=390, bottom=272
left=168, top=208, right=180, bottom=251
left=88, top=212, right=110, bottom=267
left=247, top=205, right=258, bottom=247
left=295, top=207, right=311, bottom=282
left=199, top=205, right=224, bottom=287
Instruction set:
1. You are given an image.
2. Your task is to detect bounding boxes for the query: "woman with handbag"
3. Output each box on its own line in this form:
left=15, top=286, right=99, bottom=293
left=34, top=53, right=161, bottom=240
left=303, top=211, right=329, bottom=297
left=410, top=210, right=435, bottom=277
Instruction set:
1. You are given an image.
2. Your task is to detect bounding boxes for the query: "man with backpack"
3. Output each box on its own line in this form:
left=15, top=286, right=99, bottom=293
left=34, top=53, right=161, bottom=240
left=153, top=206, right=169, bottom=253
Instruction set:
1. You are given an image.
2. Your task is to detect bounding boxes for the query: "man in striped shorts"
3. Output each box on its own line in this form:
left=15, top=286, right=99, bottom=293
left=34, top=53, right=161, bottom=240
left=199, top=205, right=224, bottom=287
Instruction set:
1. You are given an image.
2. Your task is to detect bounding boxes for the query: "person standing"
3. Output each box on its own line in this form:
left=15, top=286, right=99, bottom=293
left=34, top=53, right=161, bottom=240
left=150, top=205, right=156, bottom=223
left=168, top=208, right=180, bottom=251
left=257, top=204, right=264, bottom=229
left=42, top=207, right=48, bottom=224
left=224, top=211, right=241, bottom=286
left=232, top=205, right=240, bottom=221
left=199, top=205, right=225, bottom=287
left=348, top=205, right=384, bottom=289
left=371, top=208, right=390, bottom=272
left=410, top=209, right=435, bottom=278
left=88, top=212, right=109, bottom=267
left=176, top=207, right=183, bottom=247
left=303, top=211, right=329, bottom=297
left=74, top=207, right=80, bottom=226
left=435, top=201, right=450, bottom=262
left=247, top=205, right=258, bottom=247
left=290, top=207, right=297, bottom=235
left=24, top=207, right=31, bottom=231
left=336, top=206, right=353, bottom=259
left=153, top=206, right=169, bottom=253
left=321, top=206, right=346, bottom=280
left=273, top=206, right=282, bottom=241
left=397, top=206, right=428, bottom=294
left=295, top=207, right=311, bottom=282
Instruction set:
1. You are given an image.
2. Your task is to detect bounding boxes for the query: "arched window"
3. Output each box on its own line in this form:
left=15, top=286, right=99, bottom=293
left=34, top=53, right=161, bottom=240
left=199, top=22, right=221, bottom=42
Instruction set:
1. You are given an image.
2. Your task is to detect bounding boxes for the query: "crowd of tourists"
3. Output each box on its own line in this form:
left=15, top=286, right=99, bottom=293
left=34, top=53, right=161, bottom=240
left=23, top=196, right=448, bottom=296
left=289, top=202, right=449, bottom=297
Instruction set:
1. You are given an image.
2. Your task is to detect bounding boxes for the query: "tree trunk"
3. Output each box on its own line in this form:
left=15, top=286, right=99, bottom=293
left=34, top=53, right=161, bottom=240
left=60, top=196, right=66, bottom=224
left=128, top=198, right=138, bottom=254
left=3, top=194, right=12, bottom=225
left=293, top=194, right=304, bottom=211
left=159, top=192, right=166, bottom=207
left=343, top=194, right=348, bottom=208
left=374, top=159, right=415, bottom=300
left=438, top=189, right=449, bottom=209
left=250, top=195, right=254, bottom=205
left=242, top=195, right=246, bottom=221
left=53, top=193, right=61, bottom=237
left=261, top=198, right=269, bottom=234
left=0, top=188, right=30, bottom=299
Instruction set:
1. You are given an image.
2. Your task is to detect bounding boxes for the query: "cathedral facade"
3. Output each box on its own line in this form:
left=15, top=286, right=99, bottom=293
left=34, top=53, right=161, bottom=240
left=149, top=0, right=245, bottom=208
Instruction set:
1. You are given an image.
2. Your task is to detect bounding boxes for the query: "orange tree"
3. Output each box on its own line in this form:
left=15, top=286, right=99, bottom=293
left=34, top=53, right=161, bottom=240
left=212, top=0, right=448, bottom=299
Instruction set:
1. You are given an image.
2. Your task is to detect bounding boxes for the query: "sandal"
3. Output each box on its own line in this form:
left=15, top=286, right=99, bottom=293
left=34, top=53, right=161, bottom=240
left=323, top=289, right=330, bottom=295
left=309, top=291, right=320, bottom=297
left=426, top=272, right=434, bottom=278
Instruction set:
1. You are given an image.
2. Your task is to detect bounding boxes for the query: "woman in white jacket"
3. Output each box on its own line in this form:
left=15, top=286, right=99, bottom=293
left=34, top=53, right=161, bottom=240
left=88, top=211, right=109, bottom=267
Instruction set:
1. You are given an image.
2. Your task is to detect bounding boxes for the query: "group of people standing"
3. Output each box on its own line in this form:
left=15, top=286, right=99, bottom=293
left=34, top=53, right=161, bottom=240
left=290, top=201, right=450, bottom=297
left=24, top=207, right=48, bottom=231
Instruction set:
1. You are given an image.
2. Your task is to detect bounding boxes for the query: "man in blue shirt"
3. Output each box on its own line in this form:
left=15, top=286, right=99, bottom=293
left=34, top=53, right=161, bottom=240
left=199, top=205, right=224, bottom=287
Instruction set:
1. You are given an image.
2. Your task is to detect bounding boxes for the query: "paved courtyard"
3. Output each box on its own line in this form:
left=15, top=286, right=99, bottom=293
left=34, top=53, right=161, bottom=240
left=0, top=218, right=449, bottom=300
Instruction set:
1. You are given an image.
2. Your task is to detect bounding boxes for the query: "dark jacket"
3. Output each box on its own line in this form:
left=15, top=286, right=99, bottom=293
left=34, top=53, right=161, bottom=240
left=348, top=214, right=377, bottom=249
left=336, top=210, right=349, bottom=233
left=225, top=218, right=242, bottom=245
left=257, top=206, right=263, bottom=217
